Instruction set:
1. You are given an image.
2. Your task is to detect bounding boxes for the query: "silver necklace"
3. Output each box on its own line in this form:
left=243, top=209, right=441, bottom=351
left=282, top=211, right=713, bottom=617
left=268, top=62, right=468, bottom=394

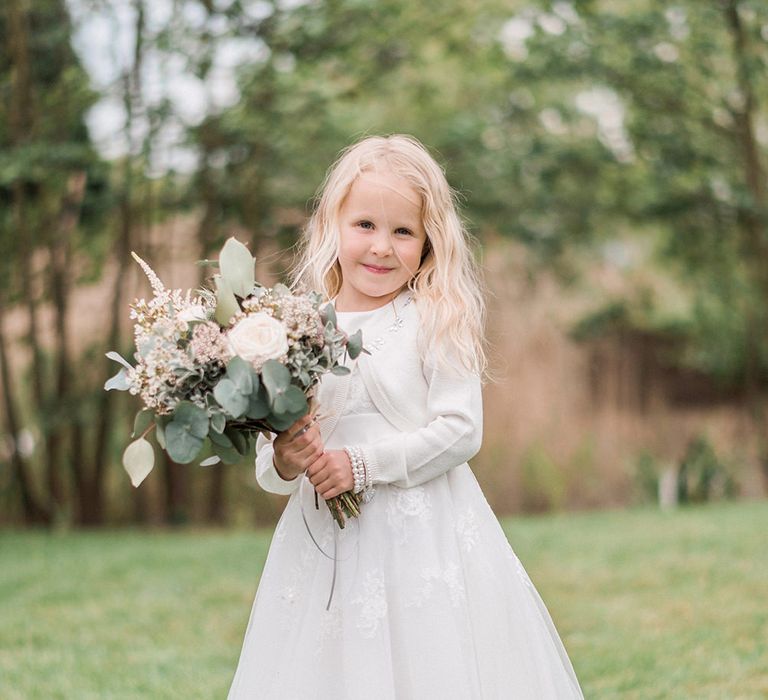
left=367, top=293, right=413, bottom=352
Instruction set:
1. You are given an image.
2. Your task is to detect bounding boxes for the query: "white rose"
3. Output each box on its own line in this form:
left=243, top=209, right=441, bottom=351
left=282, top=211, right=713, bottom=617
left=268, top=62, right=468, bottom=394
left=227, top=312, right=289, bottom=369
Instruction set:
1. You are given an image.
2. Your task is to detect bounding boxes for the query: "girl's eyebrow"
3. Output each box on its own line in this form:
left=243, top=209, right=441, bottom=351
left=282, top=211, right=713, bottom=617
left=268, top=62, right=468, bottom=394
left=347, top=211, right=420, bottom=229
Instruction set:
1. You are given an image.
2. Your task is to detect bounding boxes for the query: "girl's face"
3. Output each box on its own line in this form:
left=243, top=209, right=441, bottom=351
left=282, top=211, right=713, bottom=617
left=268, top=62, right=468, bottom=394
left=335, top=170, right=427, bottom=311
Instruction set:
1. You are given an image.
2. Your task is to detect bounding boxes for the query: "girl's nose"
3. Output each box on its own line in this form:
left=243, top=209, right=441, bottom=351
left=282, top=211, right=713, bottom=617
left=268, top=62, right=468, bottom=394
left=369, top=230, right=393, bottom=256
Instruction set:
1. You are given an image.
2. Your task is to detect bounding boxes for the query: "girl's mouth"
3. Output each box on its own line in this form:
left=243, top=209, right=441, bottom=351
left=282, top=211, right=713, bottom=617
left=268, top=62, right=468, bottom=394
left=361, top=263, right=394, bottom=274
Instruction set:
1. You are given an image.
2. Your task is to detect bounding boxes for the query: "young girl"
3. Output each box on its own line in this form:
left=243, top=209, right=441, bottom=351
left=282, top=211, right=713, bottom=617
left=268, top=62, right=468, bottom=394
left=228, top=135, right=584, bottom=698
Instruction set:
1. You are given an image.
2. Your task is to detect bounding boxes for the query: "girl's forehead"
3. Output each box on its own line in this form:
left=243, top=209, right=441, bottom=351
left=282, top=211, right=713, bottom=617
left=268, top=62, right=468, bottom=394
left=347, top=170, right=421, bottom=209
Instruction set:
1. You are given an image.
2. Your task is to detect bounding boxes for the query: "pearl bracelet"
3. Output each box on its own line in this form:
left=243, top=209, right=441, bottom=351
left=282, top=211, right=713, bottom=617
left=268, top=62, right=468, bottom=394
left=345, top=445, right=365, bottom=493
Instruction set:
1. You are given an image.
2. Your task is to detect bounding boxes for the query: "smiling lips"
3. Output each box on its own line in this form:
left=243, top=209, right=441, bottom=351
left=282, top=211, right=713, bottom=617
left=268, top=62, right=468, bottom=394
left=361, top=263, right=394, bottom=274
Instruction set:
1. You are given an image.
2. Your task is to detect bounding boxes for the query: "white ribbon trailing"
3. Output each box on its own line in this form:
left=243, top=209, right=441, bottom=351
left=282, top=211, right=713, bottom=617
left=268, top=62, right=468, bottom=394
left=298, top=475, right=359, bottom=611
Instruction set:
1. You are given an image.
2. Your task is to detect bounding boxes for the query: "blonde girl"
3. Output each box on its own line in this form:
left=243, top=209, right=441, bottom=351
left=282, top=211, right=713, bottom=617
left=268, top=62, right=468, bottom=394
left=228, top=134, right=583, bottom=699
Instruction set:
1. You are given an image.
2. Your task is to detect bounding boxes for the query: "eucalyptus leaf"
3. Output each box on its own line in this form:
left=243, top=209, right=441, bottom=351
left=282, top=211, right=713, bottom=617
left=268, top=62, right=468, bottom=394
left=331, top=365, right=351, bottom=376
left=212, top=441, right=242, bottom=465
left=268, top=412, right=297, bottom=432
left=209, top=411, right=226, bottom=434
left=154, top=415, right=169, bottom=449
left=246, top=384, right=270, bottom=419
left=224, top=427, right=248, bottom=456
left=219, top=237, right=255, bottom=298
left=213, top=378, right=248, bottom=418
left=104, top=368, right=130, bottom=391
left=171, top=401, right=210, bottom=438
left=261, top=359, right=291, bottom=400
left=165, top=423, right=204, bottom=464
left=132, top=409, right=153, bottom=438
left=347, top=329, right=364, bottom=359
left=200, top=455, right=221, bottom=467
left=226, top=356, right=254, bottom=394
left=282, top=385, right=308, bottom=413
left=122, top=438, right=154, bottom=487
left=214, top=274, right=239, bottom=325
left=105, top=351, right=133, bottom=371
left=209, top=429, right=234, bottom=449
left=320, top=302, right=337, bottom=328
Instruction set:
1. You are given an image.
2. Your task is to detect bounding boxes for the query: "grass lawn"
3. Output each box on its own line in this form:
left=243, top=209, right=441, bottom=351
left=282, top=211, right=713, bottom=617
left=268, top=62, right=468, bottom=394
left=1, top=501, right=766, bottom=699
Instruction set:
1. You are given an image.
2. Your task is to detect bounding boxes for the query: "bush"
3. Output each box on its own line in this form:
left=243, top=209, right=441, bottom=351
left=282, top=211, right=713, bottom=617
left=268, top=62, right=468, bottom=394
left=519, top=443, right=566, bottom=513
left=677, top=436, right=738, bottom=503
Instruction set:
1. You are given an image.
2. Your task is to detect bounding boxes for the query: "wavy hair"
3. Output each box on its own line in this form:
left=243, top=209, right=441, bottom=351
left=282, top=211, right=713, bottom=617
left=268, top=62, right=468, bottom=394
left=291, top=134, right=487, bottom=379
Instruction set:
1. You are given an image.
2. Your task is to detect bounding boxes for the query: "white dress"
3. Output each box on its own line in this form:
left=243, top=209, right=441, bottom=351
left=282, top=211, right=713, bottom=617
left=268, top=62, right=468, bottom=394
left=228, top=308, right=584, bottom=699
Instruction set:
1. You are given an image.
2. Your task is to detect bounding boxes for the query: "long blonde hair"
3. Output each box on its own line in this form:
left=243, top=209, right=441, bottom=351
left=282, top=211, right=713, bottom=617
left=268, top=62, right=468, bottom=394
left=291, top=134, right=487, bottom=378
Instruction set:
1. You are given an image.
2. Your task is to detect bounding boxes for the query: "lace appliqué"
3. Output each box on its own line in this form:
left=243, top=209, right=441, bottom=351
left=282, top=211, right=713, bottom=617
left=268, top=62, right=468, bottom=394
left=455, top=507, right=480, bottom=553
left=386, top=486, right=432, bottom=545
left=351, top=569, right=388, bottom=638
left=406, top=562, right=466, bottom=609
left=314, top=606, right=343, bottom=656
left=345, top=366, right=377, bottom=415
left=279, top=545, right=317, bottom=610
left=278, top=516, right=332, bottom=614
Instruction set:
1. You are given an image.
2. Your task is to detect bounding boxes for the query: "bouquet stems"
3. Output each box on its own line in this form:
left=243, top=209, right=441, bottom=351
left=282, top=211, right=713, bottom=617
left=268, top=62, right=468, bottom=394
left=325, top=490, right=361, bottom=528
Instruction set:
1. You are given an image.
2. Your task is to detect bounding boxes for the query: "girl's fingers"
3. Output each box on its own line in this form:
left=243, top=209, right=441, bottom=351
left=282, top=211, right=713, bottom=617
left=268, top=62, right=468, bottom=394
left=275, top=414, right=314, bottom=445
left=314, top=474, right=335, bottom=498
left=296, top=437, right=323, bottom=463
left=296, top=426, right=321, bottom=451
left=306, top=453, right=328, bottom=481
left=321, top=483, right=347, bottom=500
left=288, top=414, right=318, bottom=442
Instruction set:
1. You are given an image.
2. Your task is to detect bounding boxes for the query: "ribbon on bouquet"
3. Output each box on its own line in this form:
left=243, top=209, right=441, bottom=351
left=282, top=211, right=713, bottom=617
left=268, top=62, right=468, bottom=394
left=298, top=475, right=359, bottom=611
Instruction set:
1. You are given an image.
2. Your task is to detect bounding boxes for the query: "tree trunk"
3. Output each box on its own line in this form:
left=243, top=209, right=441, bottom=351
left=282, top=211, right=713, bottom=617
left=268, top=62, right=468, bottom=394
left=0, top=301, right=50, bottom=525
left=723, top=0, right=768, bottom=484
left=8, top=0, right=56, bottom=524
left=87, top=0, right=146, bottom=524
left=45, top=171, right=87, bottom=519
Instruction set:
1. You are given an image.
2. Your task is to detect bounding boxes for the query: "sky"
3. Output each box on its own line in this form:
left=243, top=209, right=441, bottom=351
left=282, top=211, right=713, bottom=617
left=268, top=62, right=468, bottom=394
left=67, top=0, right=263, bottom=174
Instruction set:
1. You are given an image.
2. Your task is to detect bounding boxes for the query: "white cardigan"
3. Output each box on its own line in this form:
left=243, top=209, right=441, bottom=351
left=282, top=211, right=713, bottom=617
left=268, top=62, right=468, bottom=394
left=255, top=290, right=483, bottom=495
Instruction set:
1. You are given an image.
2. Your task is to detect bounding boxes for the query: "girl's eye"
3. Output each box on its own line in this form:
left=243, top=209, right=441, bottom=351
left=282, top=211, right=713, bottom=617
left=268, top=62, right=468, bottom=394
left=395, top=228, right=413, bottom=236
left=358, top=221, right=374, bottom=230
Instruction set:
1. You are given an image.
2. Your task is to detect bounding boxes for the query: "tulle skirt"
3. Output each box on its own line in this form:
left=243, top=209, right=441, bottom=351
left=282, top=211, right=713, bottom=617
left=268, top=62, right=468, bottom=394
left=227, top=463, right=584, bottom=699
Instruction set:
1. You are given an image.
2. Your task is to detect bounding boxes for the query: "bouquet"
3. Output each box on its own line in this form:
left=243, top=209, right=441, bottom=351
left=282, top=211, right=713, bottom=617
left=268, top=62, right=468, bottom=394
left=105, top=237, right=365, bottom=527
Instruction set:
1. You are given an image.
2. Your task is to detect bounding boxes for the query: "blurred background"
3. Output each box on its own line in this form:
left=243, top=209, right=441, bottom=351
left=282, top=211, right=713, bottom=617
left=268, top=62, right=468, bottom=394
left=1, top=0, right=767, bottom=529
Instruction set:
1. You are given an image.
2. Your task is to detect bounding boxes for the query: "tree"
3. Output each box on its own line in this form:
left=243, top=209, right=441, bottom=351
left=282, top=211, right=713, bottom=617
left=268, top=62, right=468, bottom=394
left=0, top=0, right=103, bottom=524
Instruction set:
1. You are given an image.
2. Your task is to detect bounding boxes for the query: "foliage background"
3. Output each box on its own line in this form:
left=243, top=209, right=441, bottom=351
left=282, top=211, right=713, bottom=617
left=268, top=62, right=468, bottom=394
left=1, top=0, right=767, bottom=527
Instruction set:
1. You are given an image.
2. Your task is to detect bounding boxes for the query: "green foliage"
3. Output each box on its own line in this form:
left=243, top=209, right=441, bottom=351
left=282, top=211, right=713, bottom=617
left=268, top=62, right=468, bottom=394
left=0, top=0, right=109, bottom=301
left=5, top=0, right=768, bottom=524
left=217, top=237, right=255, bottom=299
left=165, top=402, right=209, bottom=464
left=519, top=442, right=567, bottom=512
left=633, top=437, right=739, bottom=506
left=677, top=436, right=738, bottom=504
left=634, top=450, right=662, bottom=504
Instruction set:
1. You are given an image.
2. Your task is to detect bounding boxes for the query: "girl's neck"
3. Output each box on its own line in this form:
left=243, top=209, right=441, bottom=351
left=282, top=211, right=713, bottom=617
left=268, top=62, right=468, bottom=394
left=334, top=287, right=406, bottom=313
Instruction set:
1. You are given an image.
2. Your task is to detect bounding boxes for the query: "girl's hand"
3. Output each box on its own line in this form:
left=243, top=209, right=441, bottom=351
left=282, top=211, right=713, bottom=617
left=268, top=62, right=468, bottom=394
left=306, top=450, right=354, bottom=500
left=272, top=414, right=323, bottom=481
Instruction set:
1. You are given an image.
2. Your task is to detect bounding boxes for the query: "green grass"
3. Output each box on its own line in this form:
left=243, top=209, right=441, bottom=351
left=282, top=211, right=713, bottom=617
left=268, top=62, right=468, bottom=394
left=1, top=501, right=766, bottom=699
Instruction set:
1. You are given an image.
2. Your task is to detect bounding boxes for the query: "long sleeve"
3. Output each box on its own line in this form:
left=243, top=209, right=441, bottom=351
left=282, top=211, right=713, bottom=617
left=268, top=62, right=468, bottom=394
left=358, top=358, right=483, bottom=489
left=255, top=432, right=302, bottom=496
